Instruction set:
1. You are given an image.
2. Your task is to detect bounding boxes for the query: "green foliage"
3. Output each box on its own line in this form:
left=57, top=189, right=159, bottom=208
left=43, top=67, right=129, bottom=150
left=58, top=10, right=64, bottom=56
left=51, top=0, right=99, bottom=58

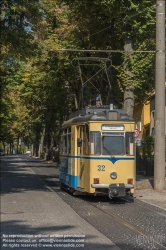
left=58, top=0, right=157, bottom=106
left=137, top=136, right=154, bottom=161
left=0, top=0, right=163, bottom=150
left=114, top=51, right=155, bottom=103
left=143, top=136, right=154, bottom=160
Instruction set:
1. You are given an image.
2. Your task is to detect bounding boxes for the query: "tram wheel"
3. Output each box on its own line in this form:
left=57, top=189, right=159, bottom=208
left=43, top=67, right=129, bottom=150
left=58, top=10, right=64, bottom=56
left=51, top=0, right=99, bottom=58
left=69, top=188, right=75, bottom=194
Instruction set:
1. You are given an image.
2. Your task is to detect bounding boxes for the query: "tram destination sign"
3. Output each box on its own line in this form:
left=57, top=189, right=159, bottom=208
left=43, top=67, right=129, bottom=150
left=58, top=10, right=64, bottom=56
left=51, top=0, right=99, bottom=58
left=102, top=125, right=124, bottom=131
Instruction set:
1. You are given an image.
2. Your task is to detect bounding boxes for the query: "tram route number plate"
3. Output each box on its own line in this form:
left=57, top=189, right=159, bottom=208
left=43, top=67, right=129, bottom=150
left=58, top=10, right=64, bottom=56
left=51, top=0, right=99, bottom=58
left=97, top=165, right=105, bottom=171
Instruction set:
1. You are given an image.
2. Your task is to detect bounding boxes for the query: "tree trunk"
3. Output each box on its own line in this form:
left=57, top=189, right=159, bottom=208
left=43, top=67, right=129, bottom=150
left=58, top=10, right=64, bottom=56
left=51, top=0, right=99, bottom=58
left=39, top=127, right=45, bottom=158
left=124, top=38, right=134, bottom=117
left=124, top=87, right=134, bottom=117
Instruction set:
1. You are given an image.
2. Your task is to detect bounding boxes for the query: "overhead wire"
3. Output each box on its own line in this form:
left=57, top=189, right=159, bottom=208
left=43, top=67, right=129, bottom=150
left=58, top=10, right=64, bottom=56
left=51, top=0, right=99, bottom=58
left=59, top=49, right=155, bottom=53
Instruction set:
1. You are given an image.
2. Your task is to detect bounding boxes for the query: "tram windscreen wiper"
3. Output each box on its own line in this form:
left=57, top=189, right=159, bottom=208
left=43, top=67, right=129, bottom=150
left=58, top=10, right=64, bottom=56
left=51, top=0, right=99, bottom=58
left=102, top=135, right=124, bottom=155
left=103, top=146, right=112, bottom=156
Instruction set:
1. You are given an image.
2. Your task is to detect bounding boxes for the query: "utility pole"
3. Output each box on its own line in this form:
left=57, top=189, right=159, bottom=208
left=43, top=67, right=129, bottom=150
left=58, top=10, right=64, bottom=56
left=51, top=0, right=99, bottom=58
left=154, top=0, right=165, bottom=191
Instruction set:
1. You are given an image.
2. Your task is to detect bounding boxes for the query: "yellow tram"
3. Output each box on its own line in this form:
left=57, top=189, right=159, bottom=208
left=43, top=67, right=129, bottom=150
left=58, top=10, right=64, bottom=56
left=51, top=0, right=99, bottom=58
left=59, top=106, right=135, bottom=199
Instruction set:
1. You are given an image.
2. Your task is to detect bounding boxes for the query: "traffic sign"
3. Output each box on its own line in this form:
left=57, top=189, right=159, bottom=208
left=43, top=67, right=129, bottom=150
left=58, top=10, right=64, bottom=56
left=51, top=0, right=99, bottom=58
left=134, top=128, right=140, bottom=138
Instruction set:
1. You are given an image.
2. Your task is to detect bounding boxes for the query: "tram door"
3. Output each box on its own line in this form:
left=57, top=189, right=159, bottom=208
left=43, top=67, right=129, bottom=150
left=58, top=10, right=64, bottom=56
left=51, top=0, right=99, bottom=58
left=77, top=125, right=85, bottom=188
left=77, top=124, right=90, bottom=190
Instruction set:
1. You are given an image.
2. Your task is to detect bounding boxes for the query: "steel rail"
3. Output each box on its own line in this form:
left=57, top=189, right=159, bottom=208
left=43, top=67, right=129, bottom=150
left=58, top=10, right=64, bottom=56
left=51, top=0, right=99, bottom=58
left=54, top=181, right=166, bottom=248
left=26, top=163, right=166, bottom=249
left=121, top=196, right=166, bottom=217
left=87, top=198, right=166, bottom=249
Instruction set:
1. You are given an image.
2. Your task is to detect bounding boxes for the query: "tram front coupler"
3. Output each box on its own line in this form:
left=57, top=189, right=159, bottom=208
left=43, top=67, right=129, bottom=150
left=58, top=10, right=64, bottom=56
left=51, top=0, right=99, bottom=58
left=108, top=183, right=125, bottom=198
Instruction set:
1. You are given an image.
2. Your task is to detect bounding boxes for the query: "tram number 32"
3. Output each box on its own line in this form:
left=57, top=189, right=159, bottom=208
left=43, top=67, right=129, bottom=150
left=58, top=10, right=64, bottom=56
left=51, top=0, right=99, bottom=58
left=97, top=165, right=105, bottom=171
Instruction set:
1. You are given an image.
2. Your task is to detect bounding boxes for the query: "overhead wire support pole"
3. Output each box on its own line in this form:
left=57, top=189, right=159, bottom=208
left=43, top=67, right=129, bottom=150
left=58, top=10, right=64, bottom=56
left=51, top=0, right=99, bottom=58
left=154, top=0, right=165, bottom=191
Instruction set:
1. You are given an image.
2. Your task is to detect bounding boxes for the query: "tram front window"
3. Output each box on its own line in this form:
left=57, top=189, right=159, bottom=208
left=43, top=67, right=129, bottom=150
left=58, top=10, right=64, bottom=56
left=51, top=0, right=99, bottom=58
left=102, top=132, right=124, bottom=155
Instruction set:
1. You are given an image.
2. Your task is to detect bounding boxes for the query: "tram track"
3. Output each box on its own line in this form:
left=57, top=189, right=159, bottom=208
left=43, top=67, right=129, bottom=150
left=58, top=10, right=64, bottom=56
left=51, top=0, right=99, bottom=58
left=122, top=196, right=166, bottom=217
left=86, top=197, right=166, bottom=249
left=28, top=162, right=166, bottom=250
left=57, top=188, right=166, bottom=250
left=46, top=182, right=166, bottom=249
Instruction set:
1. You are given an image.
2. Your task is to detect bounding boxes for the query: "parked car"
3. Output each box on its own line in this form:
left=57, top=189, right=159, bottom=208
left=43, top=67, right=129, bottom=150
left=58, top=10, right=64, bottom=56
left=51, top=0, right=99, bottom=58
left=25, top=149, right=31, bottom=155
left=0, top=149, right=5, bottom=156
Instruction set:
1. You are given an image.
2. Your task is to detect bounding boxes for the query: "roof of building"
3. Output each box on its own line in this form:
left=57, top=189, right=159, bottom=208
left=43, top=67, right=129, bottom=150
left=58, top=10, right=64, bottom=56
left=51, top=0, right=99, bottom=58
left=145, top=82, right=166, bottom=101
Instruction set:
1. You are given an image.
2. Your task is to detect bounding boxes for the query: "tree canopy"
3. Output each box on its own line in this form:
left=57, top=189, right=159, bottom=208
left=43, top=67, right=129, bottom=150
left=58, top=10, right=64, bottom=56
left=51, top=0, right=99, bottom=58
left=0, top=0, right=160, bottom=153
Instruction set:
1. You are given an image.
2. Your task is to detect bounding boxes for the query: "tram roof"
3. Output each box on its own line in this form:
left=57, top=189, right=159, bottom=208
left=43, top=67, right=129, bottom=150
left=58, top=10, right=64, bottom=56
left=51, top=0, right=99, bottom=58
left=68, top=106, right=120, bottom=119
left=62, top=107, right=134, bottom=128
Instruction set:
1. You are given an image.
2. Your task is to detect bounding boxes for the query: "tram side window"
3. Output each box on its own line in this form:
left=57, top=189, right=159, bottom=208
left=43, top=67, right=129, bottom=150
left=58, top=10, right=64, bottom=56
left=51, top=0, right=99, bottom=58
left=64, top=135, right=67, bottom=153
left=90, top=132, right=100, bottom=155
left=84, top=125, right=90, bottom=155
left=59, top=135, right=65, bottom=153
left=126, top=132, right=134, bottom=155
left=68, top=134, right=71, bottom=153
left=60, top=129, right=71, bottom=154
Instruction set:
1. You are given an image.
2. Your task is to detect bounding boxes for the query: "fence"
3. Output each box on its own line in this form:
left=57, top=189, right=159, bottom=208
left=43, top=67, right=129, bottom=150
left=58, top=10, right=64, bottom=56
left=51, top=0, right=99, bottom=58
left=136, top=153, right=154, bottom=176
left=136, top=136, right=154, bottom=176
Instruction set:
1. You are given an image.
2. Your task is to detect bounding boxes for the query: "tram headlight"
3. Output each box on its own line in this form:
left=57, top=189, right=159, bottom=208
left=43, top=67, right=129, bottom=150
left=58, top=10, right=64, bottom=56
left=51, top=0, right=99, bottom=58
left=110, top=172, right=117, bottom=179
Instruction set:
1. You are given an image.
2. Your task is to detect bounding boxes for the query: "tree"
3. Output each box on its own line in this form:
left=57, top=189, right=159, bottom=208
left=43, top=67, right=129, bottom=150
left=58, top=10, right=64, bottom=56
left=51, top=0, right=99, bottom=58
left=0, top=0, right=43, bottom=147
left=58, top=0, right=156, bottom=115
left=0, top=0, right=159, bottom=159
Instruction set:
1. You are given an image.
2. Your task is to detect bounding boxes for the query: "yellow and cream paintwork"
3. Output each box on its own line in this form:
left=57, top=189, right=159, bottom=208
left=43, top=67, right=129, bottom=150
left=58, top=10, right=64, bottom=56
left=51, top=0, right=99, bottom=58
left=59, top=119, right=135, bottom=195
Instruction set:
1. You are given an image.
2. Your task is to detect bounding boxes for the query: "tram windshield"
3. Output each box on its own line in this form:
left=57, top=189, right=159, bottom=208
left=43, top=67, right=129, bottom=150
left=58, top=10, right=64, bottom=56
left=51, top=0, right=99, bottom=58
left=101, top=132, right=134, bottom=156
left=102, top=132, right=124, bottom=155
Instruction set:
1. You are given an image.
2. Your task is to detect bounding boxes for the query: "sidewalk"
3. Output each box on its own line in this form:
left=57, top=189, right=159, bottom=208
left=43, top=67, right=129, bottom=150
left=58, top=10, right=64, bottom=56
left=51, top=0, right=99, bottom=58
left=135, top=175, right=166, bottom=210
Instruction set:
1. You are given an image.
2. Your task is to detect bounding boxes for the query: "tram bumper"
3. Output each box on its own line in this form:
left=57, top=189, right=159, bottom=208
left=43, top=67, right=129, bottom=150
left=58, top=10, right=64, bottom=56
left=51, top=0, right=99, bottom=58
left=108, top=184, right=125, bottom=198
left=91, top=184, right=134, bottom=197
